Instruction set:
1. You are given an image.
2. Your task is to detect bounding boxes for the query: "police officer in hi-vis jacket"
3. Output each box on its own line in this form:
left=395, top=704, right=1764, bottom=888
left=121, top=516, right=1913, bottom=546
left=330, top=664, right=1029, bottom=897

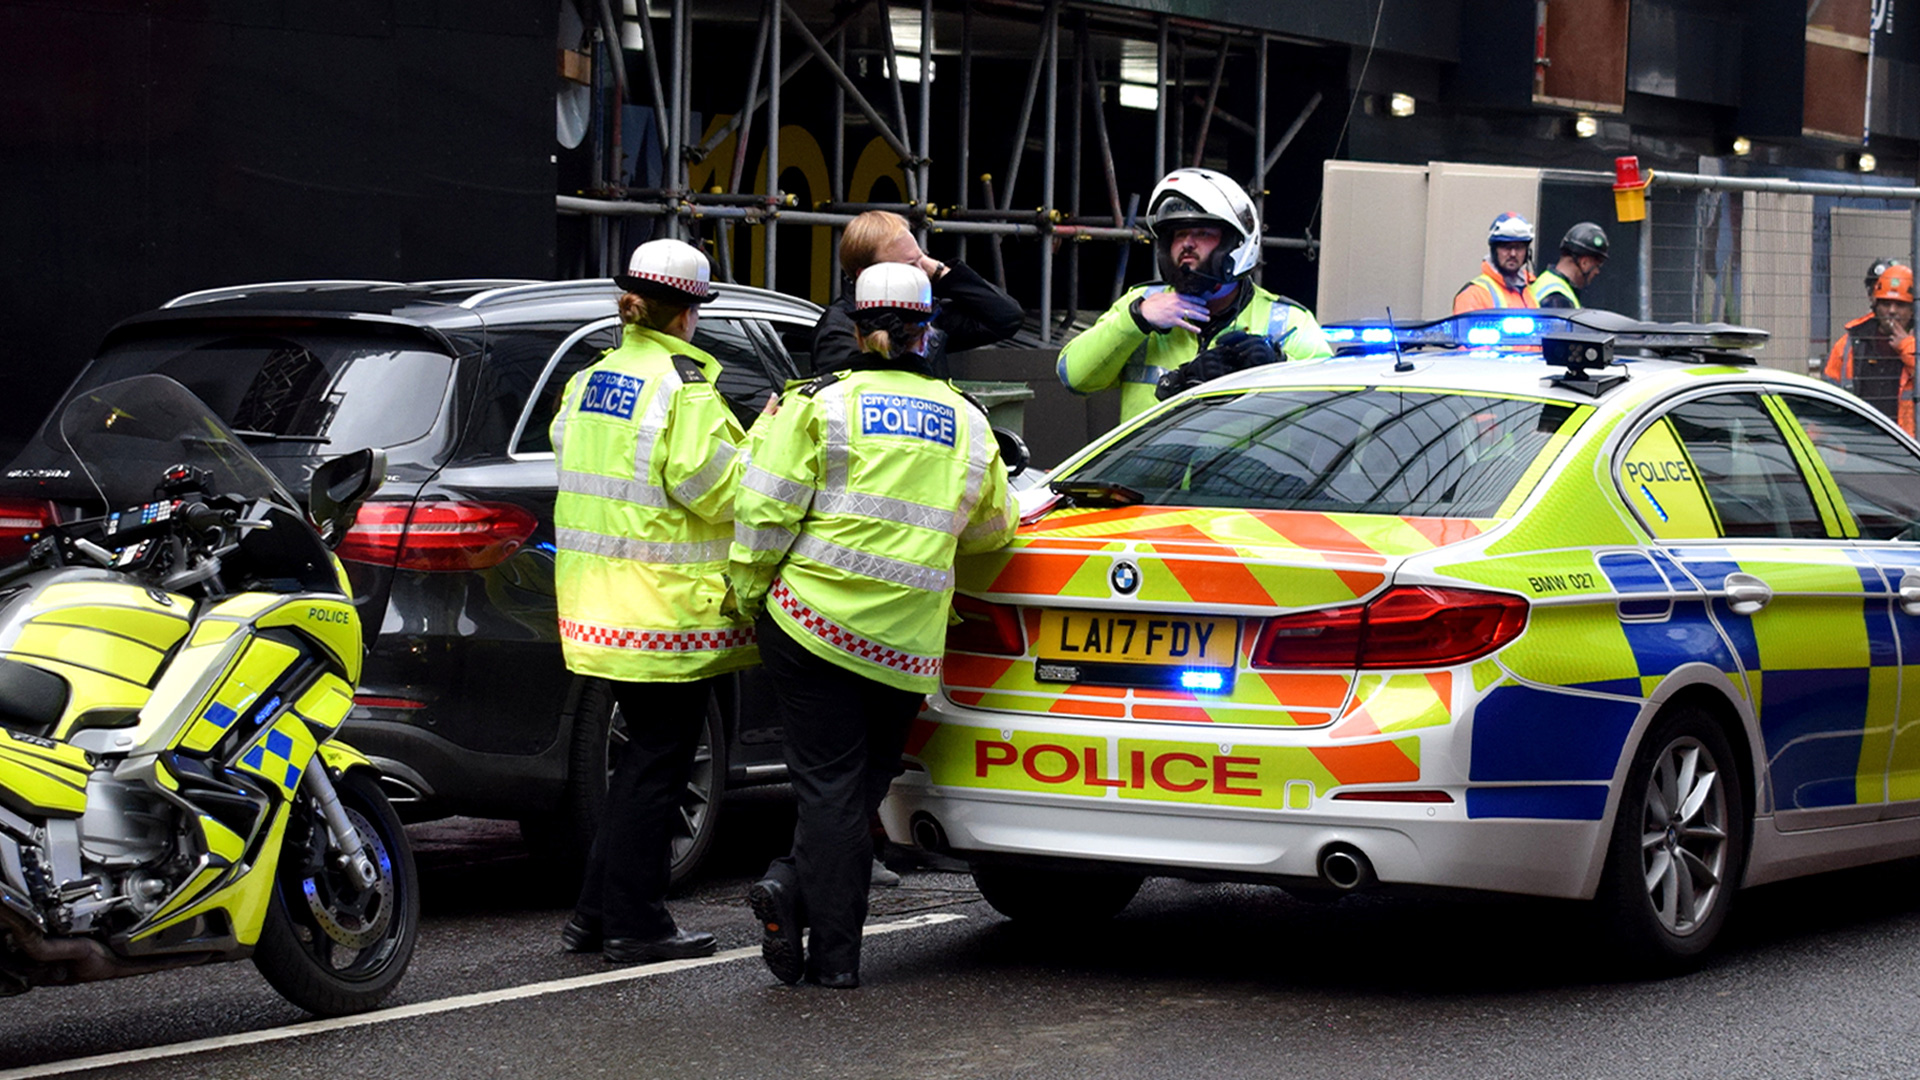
left=552, top=239, right=756, bottom=964
left=733, top=263, right=1016, bottom=989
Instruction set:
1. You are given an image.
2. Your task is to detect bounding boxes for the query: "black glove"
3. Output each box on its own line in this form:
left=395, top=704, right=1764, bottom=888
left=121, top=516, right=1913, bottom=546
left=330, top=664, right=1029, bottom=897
left=1211, top=329, right=1278, bottom=369
left=1153, top=331, right=1277, bottom=400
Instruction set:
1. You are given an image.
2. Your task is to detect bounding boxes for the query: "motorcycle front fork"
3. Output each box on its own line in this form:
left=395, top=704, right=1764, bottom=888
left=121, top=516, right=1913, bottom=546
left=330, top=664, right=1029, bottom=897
left=299, top=764, right=379, bottom=891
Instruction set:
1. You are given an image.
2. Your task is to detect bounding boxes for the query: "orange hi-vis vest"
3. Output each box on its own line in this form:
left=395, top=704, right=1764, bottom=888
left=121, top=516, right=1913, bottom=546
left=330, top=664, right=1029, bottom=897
left=1452, top=260, right=1535, bottom=313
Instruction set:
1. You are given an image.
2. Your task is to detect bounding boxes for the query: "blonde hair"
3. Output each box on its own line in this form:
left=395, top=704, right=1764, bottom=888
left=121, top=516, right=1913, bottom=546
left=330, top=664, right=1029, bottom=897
left=857, top=322, right=928, bottom=360
left=840, top=211, right=911, bottom=278
left=618, top=291, right=687, bottom=331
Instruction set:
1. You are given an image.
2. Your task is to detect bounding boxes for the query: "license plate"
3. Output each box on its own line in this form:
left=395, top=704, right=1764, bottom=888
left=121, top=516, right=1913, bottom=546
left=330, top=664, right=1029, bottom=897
left=1033, top=610, right=1238, bottom=690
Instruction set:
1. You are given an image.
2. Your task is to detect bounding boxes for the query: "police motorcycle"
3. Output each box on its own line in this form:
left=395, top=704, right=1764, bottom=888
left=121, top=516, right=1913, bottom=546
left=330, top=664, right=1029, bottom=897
left=0, top=374, right=416, bottom=1016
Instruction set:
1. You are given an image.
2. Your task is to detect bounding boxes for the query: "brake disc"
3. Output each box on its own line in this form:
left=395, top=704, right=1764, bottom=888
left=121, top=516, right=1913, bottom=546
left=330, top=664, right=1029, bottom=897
left=299, top=805, right=394, bottom=952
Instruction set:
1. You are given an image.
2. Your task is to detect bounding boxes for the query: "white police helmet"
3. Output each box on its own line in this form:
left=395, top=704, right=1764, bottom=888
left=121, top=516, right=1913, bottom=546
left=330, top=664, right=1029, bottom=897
left=616, top=238, right=716, bottom=305
left=1145, top=168, right=1261, bottom=292
left=853, top=262, right=934, bottom=321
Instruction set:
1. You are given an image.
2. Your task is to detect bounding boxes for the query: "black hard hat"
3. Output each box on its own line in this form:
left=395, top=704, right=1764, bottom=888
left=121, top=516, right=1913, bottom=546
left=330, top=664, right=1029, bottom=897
left=1867, top=257, right=1909, bottom=292
left=1560, top=222, right=1610, bottom=260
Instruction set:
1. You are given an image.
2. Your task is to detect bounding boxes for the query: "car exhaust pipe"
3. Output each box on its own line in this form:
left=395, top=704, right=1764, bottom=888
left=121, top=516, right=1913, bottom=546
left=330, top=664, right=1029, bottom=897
left=909, top=812, right=949, bottom=853
left=1317, top=843, right=1377, bottom=892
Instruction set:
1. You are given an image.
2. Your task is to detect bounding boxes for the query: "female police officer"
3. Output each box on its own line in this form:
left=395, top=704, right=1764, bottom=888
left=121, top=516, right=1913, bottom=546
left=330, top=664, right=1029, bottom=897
left=553, top=239, right=756, bottom=963
left=731, top=263, right=1017, bottom=988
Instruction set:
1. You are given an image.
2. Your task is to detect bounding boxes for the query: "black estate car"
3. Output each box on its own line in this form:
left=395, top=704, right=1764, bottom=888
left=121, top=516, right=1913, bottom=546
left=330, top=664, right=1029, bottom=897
left=0, top=278, right=825, bottom=881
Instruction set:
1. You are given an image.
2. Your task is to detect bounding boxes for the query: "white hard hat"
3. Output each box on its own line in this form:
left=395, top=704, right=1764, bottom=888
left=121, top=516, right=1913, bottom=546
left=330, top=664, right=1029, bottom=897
left=853, top=262, right=933, bottom=319
left=616, top=238, right=715, bottom=305
left=1487, top=212, right=1535, bottom=244
left=1145, top=168, right=1261, bottom=288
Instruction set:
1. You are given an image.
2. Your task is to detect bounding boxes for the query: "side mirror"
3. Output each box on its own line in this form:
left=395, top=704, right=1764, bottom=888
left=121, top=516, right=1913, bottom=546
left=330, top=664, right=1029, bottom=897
left=993, top=427, right=1030, bottom=479
left=309, top=448, right=387, bottom=549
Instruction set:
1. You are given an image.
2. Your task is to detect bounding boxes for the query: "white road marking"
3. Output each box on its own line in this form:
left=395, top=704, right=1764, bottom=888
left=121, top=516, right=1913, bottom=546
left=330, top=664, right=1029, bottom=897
left=0, top=911, right=967, bottom=1080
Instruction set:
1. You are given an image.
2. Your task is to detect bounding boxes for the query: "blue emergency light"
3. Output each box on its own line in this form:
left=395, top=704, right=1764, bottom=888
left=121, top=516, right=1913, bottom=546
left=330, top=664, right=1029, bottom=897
left=1179, top=669, right=1228, bottom=692
left=1320, top=309, right=1769, bottom=358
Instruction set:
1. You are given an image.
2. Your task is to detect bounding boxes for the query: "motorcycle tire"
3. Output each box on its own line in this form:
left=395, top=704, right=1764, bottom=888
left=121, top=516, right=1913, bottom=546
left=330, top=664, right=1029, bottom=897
left=254, top=767, right=419, bottom=1016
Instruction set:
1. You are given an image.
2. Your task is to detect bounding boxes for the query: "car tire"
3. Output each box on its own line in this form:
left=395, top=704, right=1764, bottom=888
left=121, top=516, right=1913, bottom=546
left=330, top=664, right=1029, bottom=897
left=1596, top=705, right=1746, bottom=971
left=971, top=864, right=1143, bottom=925
left=520, top=679, right=728, bottom=889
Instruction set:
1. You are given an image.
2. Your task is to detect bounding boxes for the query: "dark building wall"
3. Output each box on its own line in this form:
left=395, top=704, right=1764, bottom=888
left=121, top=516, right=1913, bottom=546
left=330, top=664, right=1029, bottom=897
left=0, top=0, right=556, bottom=450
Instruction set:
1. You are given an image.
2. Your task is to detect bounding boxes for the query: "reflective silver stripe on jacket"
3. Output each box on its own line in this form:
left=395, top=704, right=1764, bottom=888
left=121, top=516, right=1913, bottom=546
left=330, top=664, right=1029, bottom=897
left=953, top=408, right=993, bottom=526
left=628, top=370, right=677, bottom=485
left=790, top=534, right=953, bottom=591
left=556, top=527, right=728, bottom=564
left=672, top=441, right=739, bottom=507
left=959, top=507, right=1012, bottom=546
left=743, top=463, right=814, bottom=510
left=735, top=523, right=798, bottom=553
left=557, top=469, right=669, bottom=508
left=812, top=489, right=957, bottom=532
left=820, top=381, right=852, bottom=491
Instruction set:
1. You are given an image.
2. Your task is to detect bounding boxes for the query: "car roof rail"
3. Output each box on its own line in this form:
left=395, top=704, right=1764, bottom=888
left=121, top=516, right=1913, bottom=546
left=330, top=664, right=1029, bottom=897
left=410, top=278, right=544, bottom=291
left=160, top=280, right=411, bottom=309
left=460, top=279, right=622, bottom=309
left=1322, top=309, right=1769, bottom=358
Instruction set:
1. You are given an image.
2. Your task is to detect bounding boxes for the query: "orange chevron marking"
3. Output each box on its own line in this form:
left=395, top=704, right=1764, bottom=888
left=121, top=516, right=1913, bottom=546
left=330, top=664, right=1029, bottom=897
left=948, top=690, right=986, bottom=707
left=1312, top=741, right=1419, bottom=784
left=1424, top=671, right=1452, bottom=704
left=942, top=654, right=1017, bottom=689
left=1049, top=697, right=1126, bottom=718
left=1134, top=704, right=1215, bottom=723
left=1158, top=557, right=1272, bottom=605
left=1327, top=708, right=1380, bottom=739
left=1257, top=673, right=1350, bottom=708
left=1401, top=517, right=1487, bottom=547
left=989, top=552, right=1089, bottom=595
left=903, top=718, right=940, bottom=756
left=1335, top=570, right=1386, bottom=596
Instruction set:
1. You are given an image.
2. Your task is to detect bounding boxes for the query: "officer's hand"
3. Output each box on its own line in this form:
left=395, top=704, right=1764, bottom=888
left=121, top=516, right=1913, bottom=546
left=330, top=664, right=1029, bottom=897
left=1136, top=291, right=1209, bottom=333
left=761, top=392, right=780, bottom=416
left=1211, top=330, right=1278, bottom=370
left=1155, top=352, right=1237, bottom=400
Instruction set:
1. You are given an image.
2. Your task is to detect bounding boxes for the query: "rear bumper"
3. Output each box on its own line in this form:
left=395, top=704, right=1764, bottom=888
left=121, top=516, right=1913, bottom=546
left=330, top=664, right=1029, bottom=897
left=879, top=697, right=1615, bottom=900
left=342, top=717, right=569, bottom=821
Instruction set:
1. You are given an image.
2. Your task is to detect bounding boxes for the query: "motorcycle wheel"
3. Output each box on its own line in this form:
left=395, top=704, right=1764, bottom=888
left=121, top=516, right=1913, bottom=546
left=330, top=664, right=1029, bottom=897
left=254, top=767, right=419, bottom=1016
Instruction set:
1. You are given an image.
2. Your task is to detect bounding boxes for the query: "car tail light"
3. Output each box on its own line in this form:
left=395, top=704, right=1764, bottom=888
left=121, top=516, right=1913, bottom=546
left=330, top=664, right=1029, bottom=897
left=337, top=500, right=539, bottom=572
left=0, top=498, right=54, bottom=562
left=947, top=594, right=1025, bottom=656
left=1252, top=586, right=1527, bottom=670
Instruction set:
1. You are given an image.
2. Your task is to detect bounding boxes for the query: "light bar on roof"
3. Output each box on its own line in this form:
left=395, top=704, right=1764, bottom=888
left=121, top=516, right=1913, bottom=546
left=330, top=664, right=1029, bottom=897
left=1319, top=310, right=1768, bottom=355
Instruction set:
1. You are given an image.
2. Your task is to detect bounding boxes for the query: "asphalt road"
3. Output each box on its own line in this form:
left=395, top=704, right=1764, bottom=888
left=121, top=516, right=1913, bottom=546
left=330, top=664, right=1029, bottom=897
left=6, top=789, right=1920, bottom=1079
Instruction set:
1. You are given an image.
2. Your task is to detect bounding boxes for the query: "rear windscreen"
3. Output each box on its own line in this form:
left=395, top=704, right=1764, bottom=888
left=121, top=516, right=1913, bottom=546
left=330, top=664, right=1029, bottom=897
left=1064, top=387, right=1586, bottom=518
left=69, top=331, right=453, bottom=457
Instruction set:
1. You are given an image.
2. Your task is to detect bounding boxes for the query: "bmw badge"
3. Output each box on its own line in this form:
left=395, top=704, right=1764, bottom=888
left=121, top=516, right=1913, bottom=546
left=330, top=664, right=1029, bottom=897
left=1109, top=560, right=1140, bottom=595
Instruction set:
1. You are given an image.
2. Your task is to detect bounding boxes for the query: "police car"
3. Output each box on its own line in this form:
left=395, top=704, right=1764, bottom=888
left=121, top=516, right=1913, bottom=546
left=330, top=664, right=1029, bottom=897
left=883, top=308, right=1920, bottom=966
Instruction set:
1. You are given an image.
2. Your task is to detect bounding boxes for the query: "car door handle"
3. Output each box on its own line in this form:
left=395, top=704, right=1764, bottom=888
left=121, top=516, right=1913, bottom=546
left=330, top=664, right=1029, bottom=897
left=1900, top=571, right=1920, bottom=617
left=1723, top=573, right=1773, bottom=616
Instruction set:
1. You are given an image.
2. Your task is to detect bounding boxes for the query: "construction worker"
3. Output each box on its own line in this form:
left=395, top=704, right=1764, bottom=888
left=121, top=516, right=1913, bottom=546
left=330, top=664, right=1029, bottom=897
left=1055, top=167, right=1332, bottom=421
left=811, top=210, right=1023, bottom=379
left=1531, top=222, right=1609, bottom=309
left=735, top=263, right=1015, bottom=989
left=1828, top=265, right=1916, bottom=434
left=1826, top=256, right=1909, bottom=391
left=553, top=239, right=756, bottom=964
left=1453, top=212, right=1537, bottom=312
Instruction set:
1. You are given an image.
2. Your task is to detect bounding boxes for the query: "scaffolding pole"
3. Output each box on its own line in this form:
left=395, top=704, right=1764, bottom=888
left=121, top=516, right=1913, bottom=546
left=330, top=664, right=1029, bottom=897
left=766, top=0, right=782, bottom=290
left=1040, top=0, right=1059, bottom=345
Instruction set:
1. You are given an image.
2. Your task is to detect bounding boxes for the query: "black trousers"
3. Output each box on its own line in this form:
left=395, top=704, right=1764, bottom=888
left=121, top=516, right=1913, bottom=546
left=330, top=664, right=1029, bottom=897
left=573, top=677, right=716, bottom=940
left=758, top=616, right=921, bottom=976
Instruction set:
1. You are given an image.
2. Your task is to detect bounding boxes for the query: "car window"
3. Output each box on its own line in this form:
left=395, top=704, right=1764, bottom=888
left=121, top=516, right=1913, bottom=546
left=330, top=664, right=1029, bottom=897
left=1618, top=416, right=1721, bottom=540
left=1062, top=387, right=1584, bottom=517
left=1781, top=393, right=1920, bottom=541
left=697, top=318, right=782, bottom=429
left=71, top=330, right=452, bottom=458
left=514, top=321, right=620, bottom=456
left=1663, top=393, right=1824, bottom=540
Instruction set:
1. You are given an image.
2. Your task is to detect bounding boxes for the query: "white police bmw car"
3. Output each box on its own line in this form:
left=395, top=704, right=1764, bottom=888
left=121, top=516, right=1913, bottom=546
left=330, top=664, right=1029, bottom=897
left=885, top=309, right=1920, bottom=966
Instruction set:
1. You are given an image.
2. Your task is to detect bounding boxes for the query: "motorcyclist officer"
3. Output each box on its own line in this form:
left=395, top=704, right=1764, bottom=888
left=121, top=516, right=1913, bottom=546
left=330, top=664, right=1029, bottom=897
left=1453, top=212, right=1537, bottom=312
left=734, top=262, right=1016, bottom=989
left=1055, top=167, right=1333, bottom=421
left=552, top=238, right=757, bottom=964
left=1530, top=222, right=1609, bottom=309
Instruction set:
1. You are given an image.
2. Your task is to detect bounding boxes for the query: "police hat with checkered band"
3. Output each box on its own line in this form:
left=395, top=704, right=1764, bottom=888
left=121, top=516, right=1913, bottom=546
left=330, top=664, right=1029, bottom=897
left=853, top=262, right=934, bottom=324
left=616, top=238, right=716, bottom=305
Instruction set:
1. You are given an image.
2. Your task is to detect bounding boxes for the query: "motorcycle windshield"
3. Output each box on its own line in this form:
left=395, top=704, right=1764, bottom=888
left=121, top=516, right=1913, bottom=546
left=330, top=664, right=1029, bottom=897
left=56, top=374, right=299, bottom=512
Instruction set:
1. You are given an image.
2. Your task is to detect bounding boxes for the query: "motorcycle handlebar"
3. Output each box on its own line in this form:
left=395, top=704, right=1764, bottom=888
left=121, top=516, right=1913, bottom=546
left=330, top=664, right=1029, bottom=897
left=182, top=502, right=234, bottom=534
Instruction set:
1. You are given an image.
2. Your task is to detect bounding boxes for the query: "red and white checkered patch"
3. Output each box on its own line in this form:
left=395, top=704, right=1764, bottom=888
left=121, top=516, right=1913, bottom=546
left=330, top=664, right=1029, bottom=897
left=632, top=270, right=711, bottom=297
left=855, top=298, right=933, bottom=312
left=772, top=579, right=941, bottom=678
left=559, top=618, right=753, bottom=652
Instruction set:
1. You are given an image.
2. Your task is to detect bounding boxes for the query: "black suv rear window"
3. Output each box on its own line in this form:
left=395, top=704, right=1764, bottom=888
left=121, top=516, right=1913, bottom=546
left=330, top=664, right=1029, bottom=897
left=71, top=331, right=453, bottom=456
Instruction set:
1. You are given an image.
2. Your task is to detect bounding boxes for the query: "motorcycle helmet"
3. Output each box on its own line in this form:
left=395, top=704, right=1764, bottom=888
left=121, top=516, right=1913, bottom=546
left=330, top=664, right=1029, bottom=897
left=1874, top=264, right=1915, bottom=304
left=1487, top=211, right=1534, bottom=261
left=1145, top=168, right=1261, bottom=294
left=1867, top=257, right=1909, bottom=294
left=615, top=238, right=716, bottom=305
left=1559, top=221, right=1609, bottom=260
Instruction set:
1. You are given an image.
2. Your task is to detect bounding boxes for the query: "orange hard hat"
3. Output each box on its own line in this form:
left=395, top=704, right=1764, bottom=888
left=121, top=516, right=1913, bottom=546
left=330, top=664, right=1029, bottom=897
left=1875, top=264, right=1915, bottom=303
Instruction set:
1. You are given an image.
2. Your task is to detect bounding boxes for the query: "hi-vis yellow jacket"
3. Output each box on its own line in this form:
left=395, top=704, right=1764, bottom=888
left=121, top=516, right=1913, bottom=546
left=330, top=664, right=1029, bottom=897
left=551, top=324, right=757, bottom=682
left=1055, top=281, right=1333, bottom=422
left=729, top=367, right=1017, bottom=692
